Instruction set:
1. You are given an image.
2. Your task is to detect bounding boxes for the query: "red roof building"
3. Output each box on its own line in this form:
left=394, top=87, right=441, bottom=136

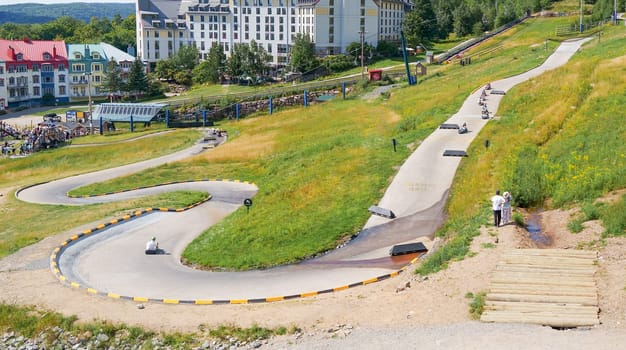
left=0, top=39, right=70, bottom=109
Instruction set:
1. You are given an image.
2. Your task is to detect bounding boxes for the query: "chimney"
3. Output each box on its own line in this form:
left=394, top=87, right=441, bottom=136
left=7, top=46, right=15, bottom=60
left=53, top=45, right=57, bottom=58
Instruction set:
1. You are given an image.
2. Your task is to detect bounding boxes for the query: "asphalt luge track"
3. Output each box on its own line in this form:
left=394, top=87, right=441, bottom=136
left=17, top=39, right=590, bottom=304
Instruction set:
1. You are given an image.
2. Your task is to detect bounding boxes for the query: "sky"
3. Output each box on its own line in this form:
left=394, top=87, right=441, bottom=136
left=0, top=0, right=134, bottom=4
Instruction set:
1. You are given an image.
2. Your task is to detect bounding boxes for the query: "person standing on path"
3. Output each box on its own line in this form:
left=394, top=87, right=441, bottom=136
left=491, top=190, right=505, bottom=227
left=502, top=191, right=512, bottom=225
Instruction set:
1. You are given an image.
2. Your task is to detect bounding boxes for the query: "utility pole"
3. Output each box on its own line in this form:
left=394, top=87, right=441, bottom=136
left=580, top=0, right=583, bottom=32
left=359, top=30, right=366, bottom=80
left=84, top=72, right=93, bottom=134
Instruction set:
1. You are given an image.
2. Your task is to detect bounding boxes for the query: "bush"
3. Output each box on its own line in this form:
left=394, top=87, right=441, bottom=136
left=512, top=212, right=524, bottom=227
left=467, top=291, right=486, bottom=319
left=600, top=194, right=626, bottom=236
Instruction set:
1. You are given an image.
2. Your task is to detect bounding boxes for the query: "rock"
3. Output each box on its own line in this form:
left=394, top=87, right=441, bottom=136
left=97, top=333, right=110, bottom=342
left=201, top=340, right=210, bottom=349
left=136, top=304, right=145, bottom=310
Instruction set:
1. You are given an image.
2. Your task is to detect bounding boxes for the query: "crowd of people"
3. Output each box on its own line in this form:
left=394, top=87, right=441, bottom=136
left=0, top=120, right=71, bottom=157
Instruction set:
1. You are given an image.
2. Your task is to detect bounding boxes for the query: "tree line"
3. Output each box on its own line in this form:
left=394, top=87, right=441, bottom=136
left=0, top=14, right=136, bottom=52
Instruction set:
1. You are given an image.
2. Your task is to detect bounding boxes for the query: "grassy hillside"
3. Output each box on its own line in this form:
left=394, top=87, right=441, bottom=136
left=0, top=17, right=623, bottom=272
left=55, top=17, right=625, bottom=271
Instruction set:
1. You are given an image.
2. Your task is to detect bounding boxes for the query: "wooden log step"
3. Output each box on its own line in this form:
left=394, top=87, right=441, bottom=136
left=494, top=264, right=596, bottom=274
left=503, top=249, right=597, bottom=258
left=482, top=309, right=597, bottom=319
left=481, top=311, right=599, bottom=327
left=488, top=282, right=596, bottom=292
left=491, top=271, right=596, bottom=281
left=484, top=300, right=598, bottom=310
left=486, top=293, right=597, bottom=305
left=489, top=286, right=597, bottom=297
left=490, top=276, right=596, bottom=287
left=500, top=256, right=596, bottom=266
left=484, top=301, right=598, bottom=313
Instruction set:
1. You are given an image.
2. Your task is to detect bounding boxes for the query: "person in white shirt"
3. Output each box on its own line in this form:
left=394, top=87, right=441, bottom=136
left=491, top=190, right=505, bottom=227
left=145, top=236, right=159, bottom=255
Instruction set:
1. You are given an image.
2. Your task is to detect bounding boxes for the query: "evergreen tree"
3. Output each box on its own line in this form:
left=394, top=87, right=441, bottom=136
left=125, top=58, right=148, bottom=99
left=403, top=0, right=438, bottom=47
left=101, top=58, right=123, bottom=98
left=227, top=43, right=247, bottom=79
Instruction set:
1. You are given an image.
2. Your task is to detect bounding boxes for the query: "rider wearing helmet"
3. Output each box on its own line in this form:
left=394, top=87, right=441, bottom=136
left=145, top=236, right=159, bottom=255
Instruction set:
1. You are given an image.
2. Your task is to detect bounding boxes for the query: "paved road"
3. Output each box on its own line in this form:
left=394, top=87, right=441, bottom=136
left=16, top=39, right=590, bottom=302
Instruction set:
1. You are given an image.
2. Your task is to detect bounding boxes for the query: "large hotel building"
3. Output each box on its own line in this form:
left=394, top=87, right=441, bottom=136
left=136, top=0, right=413, bottom=69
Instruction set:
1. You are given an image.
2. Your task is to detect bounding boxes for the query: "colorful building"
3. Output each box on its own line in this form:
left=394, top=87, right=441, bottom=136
left=0, top=39, right=136, bottom=109
left=0, top=39, right=70, bottom=109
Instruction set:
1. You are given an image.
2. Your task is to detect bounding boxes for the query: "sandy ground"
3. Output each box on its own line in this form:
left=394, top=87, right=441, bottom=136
left=0, top=192, right=625, bottom=349
left=0, top=110, right=51, bottom=129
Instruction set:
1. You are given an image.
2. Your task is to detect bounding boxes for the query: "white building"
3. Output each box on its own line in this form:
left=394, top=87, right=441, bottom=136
left=136, top=0, right=412, bottom=69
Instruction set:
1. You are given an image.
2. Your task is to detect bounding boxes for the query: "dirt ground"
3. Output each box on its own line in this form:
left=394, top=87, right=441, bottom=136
left=0, top=194, right=625, bottom=348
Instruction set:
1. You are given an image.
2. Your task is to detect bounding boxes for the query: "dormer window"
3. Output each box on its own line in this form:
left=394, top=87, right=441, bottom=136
left=92, top=53, right=100, bottom=59
left=75, top=53, right=82, bottom=59
left=16, top=53, right=23, bottom=61
left=43, top=53, right=51, bottom=60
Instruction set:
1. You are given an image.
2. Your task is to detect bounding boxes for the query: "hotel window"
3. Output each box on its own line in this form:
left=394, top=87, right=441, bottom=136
left=59, top=75, right=65, bottom=83
left=33, top=86, right=40, bottom=96
left=59, top=86, right=66, bottom=95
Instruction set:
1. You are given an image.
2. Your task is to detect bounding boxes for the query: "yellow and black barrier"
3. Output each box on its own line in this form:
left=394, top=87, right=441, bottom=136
left=52, top=178, right=419, bottom=305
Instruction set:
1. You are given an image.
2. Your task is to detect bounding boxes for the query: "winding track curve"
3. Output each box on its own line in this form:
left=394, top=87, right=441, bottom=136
left=16, top=39, right=590, bottom=304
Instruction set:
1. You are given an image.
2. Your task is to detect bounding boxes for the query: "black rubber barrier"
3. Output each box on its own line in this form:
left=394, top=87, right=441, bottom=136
left=443, top=150, right=468, bottom=157
left=439, top=123, right=460, bottom=129
left=368, top=205, right=396, bottom=219
left=390, top=242, right=428, bottom=256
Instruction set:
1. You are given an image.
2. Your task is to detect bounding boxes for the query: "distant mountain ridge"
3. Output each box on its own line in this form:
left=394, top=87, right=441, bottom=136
left=0, top=2, right=135, bottom=24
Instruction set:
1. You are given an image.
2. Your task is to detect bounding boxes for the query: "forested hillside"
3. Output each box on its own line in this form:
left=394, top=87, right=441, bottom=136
left=0, top=3, right=134, bottom=24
